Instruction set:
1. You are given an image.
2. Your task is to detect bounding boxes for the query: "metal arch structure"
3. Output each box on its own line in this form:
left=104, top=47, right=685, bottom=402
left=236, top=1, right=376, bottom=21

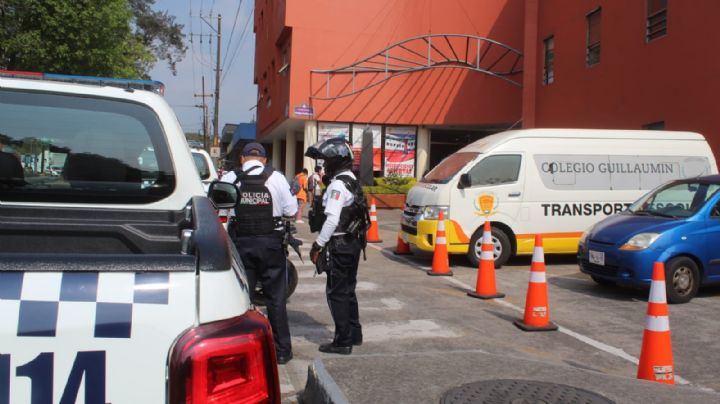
left=310, top=34, right=523, bottom=101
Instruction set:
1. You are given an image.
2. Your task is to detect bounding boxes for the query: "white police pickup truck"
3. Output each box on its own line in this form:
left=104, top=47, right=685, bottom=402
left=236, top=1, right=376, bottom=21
left=0, top=71, right=280, bottom=403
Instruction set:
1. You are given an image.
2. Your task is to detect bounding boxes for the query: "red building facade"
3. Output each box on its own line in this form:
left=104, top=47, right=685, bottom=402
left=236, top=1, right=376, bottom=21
left=525, top=0, right=720, bottom=158
left=254, top=0, right=720, bottom=177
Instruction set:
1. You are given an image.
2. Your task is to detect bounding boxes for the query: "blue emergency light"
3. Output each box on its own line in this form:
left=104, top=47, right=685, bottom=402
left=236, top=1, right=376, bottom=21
left=0, top=70, right=165, bottom=95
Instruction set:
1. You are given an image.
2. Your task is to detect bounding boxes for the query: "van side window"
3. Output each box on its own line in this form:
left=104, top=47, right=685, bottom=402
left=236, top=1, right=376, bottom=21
left=467, top=155, right=521, bottom=187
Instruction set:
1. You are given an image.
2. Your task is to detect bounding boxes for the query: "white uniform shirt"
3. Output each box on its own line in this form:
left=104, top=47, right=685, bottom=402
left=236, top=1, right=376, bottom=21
left=309, top=172, right=323, bottom=196
left=220, top=160, right=298, bottom=225
left=316, top=170, right=356, bottom=247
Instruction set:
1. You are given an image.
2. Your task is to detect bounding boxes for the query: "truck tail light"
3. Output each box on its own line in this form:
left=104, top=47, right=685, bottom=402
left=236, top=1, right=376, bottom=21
left=169, top=310, right=280, bottom=404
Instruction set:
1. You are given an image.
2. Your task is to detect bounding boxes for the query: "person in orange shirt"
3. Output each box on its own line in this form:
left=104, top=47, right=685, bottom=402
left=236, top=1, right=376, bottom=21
left=295, top=168, right=308, bottom=223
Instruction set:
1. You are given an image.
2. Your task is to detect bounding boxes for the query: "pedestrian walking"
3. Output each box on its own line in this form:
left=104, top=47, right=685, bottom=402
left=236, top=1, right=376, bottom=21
left=306, top=138, right=370, bottom=355
left=220, top=142, right=298, bottom=364
left=294, top=168, right=308, bottom=223
left=309, top=165, right=324, bottom=209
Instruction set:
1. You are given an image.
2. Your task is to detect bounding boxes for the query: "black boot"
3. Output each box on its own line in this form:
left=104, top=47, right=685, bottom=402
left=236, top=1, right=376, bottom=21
left=352, top=331, right=363, bottom=346
left=318, top=343, right=352, bottom=355
left=276, top=351, right=293, bottom=365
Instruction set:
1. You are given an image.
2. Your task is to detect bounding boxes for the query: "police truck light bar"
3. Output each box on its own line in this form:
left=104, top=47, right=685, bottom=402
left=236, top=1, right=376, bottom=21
left=0, top=70, right=165, bottom=95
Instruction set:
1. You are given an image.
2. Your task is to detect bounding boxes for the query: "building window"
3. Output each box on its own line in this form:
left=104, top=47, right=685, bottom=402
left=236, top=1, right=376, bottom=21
left=543, top=36, right=555, bottom=85
left=586, top=8, right=601, bottom=67
left=278, top=48, right=289, bottom=76
left=643, top=121, right=665, bottom=130
left=647, top=0, right=667, bottom=41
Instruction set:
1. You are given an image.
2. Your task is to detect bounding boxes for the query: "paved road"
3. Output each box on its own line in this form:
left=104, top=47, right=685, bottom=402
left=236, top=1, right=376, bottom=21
left=274, top=209, right=720, bottom=403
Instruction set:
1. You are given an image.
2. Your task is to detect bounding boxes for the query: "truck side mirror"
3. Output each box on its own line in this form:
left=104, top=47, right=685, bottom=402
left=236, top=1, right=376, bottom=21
left=208, top=181, right=237, bottom=209
left=457, top=173, right=471, bottom=189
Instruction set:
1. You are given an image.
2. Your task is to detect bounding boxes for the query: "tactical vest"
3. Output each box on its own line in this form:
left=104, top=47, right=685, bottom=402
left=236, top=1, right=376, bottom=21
left=335, top=174, right=370, bottom=235
left=230, top=165, right=281, bottom=237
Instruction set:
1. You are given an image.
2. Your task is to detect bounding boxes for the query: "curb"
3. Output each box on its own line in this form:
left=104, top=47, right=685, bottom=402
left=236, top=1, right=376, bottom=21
left=300, top=359, right=350, bottom=404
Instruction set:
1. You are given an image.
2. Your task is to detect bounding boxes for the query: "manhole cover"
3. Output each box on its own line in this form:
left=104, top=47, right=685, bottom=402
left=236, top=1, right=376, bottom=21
left=440, top=379, right=614, bottom=404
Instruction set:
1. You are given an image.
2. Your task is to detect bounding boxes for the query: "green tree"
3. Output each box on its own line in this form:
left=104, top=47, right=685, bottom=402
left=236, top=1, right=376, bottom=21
left=0, top=0, right=185, bottom=79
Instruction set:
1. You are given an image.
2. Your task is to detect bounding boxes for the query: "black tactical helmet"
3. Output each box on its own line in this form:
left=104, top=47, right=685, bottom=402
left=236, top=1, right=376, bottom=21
left=305, top=137, right=353, bottom=176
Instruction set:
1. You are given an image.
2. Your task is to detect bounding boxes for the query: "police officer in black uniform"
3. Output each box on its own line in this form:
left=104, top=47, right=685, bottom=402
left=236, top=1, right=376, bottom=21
left=306, top=138, right=369, bottom=355
left=221, top=143, right=298, bottom=364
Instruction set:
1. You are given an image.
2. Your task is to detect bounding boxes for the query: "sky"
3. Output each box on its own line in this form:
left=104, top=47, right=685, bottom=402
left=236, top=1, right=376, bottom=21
left=149, top=0, right=257, bottom=137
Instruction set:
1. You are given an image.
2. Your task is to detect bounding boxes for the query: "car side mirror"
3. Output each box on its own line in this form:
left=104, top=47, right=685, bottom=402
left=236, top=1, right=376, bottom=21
left=208, top=181, right=237, bottom=209
left=457, top=173, right=471, bottom=190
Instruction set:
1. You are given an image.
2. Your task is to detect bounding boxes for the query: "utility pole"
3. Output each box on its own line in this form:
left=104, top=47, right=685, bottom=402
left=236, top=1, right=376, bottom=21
left=195, top=13, right=222, bottom=148
left=194, top=76, right=212, bottom=150
left=213, top=14, right=222, bottom=147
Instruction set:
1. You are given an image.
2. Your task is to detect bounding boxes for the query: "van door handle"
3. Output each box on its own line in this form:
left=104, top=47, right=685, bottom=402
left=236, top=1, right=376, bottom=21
left=508, top=192, right=521, bottom=197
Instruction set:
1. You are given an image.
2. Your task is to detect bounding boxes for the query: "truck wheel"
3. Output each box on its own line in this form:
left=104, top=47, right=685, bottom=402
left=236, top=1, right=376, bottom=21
left=467, top=226, right=511, bottom=269
left=665, top=257, right=700, bottom=304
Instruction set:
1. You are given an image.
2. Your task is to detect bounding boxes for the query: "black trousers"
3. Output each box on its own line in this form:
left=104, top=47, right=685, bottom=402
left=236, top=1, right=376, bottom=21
left=326, top=236, right=363, bottom=346
left=235, top=235, right=291, bottom=356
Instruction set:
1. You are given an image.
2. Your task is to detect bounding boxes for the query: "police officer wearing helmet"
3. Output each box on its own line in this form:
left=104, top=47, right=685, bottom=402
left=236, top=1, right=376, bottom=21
left=220, top=142, right=297, bottom=364
left=306, top=137, right=369, bottom=355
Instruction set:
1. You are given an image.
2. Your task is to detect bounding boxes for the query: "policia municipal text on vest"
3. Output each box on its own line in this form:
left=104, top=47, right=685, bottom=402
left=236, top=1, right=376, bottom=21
left=229, top=165, right=283, bottom=239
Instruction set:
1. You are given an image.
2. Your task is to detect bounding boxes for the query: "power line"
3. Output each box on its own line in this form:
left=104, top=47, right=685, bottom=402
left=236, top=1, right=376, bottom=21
left=209, top=0, right=216, bottom=18
left=222, top=0, right=244, bottom=73
left=222, top=7, right=253, bottom=83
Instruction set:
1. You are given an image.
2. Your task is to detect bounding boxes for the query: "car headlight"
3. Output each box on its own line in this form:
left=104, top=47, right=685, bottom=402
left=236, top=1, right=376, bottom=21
left=420, top=206, right=450, bottom=220
left=620, top=233, right=660, bottom=251
left=578, top=225, right=594, bottom=245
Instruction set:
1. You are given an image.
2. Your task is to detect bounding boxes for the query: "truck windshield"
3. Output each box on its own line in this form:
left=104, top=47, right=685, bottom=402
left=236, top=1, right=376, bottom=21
left=628, top=180, right=720, bottom=218
left=422, top=152, right=479, bottom=184
left=0, top=89, right=175, bottom=204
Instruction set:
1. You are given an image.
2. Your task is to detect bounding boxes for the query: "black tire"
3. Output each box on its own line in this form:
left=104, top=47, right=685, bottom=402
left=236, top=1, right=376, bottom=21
left=286, top=259, right=298, bottom=297
left=590, top=275, right=615, bottom=286
left=467, top=226, right=511, bottom=269
left=665, top=256, right=700, bottom=304
left=253, top=259, right=299, bottom=306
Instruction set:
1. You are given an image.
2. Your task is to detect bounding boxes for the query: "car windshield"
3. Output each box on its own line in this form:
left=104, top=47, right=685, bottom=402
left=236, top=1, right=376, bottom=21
left=422, top=152, right=479, bottom=184
left=628, top=180, right=720, bottom=218
left=0, top=89, right=175, bottom=204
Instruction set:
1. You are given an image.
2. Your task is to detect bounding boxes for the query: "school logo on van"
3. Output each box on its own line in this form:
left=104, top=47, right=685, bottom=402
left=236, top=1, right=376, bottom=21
left=474, top=193, right=499, bottom=216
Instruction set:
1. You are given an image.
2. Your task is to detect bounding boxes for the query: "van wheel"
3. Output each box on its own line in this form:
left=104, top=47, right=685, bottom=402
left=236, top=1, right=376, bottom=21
left=665, top=257, right=699, bottom=304
left=468, top=227, right=511, bottom=269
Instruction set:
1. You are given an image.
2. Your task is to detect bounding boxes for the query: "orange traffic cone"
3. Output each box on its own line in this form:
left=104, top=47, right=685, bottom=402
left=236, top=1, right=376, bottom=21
left=468, top=221, right=505, bottom=299
left=394, top=232, right=413, bottom=255
left=514, top=234, right=557, bottom=331
left=427, top=211, right=453, bottom=276
left=637, top=262, right=674, bottom=384
left=367, top=198, right=382, bottom=243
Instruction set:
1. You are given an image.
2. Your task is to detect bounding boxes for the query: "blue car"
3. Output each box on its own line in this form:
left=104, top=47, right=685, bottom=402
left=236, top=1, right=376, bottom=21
left=578, top=175, right=720, bottom=303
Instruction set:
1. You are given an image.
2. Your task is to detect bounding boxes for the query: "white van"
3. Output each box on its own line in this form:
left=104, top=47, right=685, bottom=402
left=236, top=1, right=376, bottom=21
left=401, top=129, right=718, bottom=267
left=190, top=147, right=219, bottom=192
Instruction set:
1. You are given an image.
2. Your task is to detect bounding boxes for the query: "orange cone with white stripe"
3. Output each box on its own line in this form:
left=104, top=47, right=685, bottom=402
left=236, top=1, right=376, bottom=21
left=394, top=232, right=412, bottom=255
left=637, top=262, right=674, bottom=384
left=514, top=234, right=557, bottom=331
left=468, top=221, right=505, bottom=299
left=427, top=211, right=453, bottom=276
left=367, top=198, right=382, bottom=243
